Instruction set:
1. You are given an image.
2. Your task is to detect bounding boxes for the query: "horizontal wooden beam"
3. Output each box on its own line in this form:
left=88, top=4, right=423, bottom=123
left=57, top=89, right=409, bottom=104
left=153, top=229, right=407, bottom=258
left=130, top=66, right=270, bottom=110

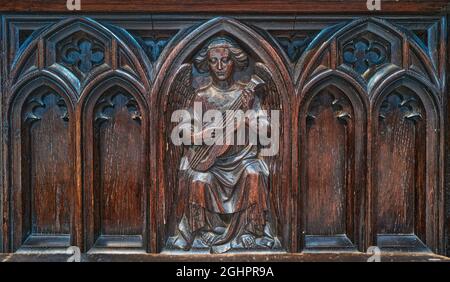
left=2, top=252, right=450, bottom=262
left=0, top=0, right=448, bottom=13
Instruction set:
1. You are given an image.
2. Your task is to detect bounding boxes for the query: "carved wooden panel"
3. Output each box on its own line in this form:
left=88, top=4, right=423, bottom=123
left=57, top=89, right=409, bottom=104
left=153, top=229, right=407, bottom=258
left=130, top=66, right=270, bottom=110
left=376, top=92, right=425, bottom=236
left=157, top=23, right=290, bottom=253
left=371, top=81, right=440, bottom=252
left=293, top=16, right=443, bottom=254
left=306, top=92, right=351, bottom=237
left=23, top=92, right=71, bottom=232
left=0, top=12, right=447, bottom=259
left=85, top=87, right=148, bottom=252
left=9, top=82, right=75, bottom=252
left=299, top=83, right=365, bottom=252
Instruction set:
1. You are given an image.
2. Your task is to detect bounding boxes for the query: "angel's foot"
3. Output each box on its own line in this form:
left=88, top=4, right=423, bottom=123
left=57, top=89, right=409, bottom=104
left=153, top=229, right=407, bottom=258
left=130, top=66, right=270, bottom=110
left=239, top=234, right=257, bottom=249
left=200, top=231, right=219, bottom=246
left=166, top=235, right=190, bottom=251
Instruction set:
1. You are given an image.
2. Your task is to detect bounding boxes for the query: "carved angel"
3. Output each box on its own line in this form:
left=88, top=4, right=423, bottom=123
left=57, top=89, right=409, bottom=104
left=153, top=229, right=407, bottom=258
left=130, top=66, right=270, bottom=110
left=165, top=36, right=281, bottom=253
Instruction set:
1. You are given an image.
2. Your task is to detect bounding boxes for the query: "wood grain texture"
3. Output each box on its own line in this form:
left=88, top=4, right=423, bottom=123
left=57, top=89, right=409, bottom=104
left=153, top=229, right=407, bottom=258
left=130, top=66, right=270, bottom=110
left=7, top=82, right=76, bottom=252
left=26, top=93, right=72, bottom=235
left=297, top=77, right=367, bottom=252
left=305, top=91, right=350, bottom=236
left=83, top=83, right=150, bottom=252
left=1, top=252, right=449, bottom=262
left=0, top=10, right=447, bottom=259
left=0, top=0, right=448, bottom=13
left=94, top=92, right=145, bottom=236
left=375, top=92, right=425, bottom=235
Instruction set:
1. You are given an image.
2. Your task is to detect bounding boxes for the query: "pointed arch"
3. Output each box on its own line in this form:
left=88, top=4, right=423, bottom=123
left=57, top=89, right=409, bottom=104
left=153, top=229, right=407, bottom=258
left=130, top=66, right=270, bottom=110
left=7, top=70, right=78, bottom=110
left=78, top=72, right=150, bottom=252
left=296, top=17, right=440, bottom=94
left=294, top=70, right=368, bottom=252
left=150, top=16, right=295, bottom=252
left=369, top=72, right=443, bottom=253
left=152, top=16, right=292, bottom=110
left=5, top=73, right=77, bottom=252
left=11, top=17, right=152, bottom=95
left=370, top=69, right=441, bottom=110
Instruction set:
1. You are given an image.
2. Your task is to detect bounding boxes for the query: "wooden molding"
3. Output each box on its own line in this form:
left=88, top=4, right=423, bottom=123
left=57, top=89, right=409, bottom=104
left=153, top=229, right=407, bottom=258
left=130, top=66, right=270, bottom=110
left=0, top=0, right=448, bottom=13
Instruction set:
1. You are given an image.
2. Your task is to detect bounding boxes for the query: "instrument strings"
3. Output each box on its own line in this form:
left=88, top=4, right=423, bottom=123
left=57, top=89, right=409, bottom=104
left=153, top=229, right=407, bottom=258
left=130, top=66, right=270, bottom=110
left=189, top=86, right=252, bottom=168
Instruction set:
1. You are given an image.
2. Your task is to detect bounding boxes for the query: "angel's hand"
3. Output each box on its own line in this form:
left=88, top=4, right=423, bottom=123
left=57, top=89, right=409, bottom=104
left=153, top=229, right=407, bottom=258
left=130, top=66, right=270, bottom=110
left=191, top=130, right=203, bottom=144
left=241, top=89, right=255, bottom=110
left=192, top=127, right=219, bottom=144
left=202, top=126, right=220, bottom=140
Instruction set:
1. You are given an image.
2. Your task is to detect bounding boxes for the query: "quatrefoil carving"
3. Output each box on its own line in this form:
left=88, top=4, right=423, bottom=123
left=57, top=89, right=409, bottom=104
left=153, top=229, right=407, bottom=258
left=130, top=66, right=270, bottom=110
left=58, top=32, right=105, bottom=78
left=343, top=38, right=388, bottom=74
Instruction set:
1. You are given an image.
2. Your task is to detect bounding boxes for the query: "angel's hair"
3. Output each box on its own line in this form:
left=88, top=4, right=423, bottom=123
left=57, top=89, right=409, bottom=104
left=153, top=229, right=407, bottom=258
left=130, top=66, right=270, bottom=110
left=194, top=36, right=249, bottom=73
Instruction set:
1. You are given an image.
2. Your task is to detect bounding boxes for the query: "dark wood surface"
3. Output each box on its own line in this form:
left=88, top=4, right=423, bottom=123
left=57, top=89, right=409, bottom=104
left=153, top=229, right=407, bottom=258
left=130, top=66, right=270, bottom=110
left=1, top=252, right=449, bottom=262
left=0, top=2, right=449, bottom=261
left=0, top=1, right=448, bottom=13
left=446, top=6, right=450, bottom=258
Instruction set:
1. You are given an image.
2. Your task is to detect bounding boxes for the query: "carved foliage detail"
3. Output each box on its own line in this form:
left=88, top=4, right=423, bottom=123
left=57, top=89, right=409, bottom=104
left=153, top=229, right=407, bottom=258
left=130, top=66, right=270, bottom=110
left=306, top=92, right=352, bottom=124
left=379, top=93, right=423, bottom=122
left=57, top=31, right=105, bottom=78
left=276, top=34, right=314, bottom=62
left=144, top=37, right=170, bottom=62
left=343, top=37, right=388, bottom=74
left=94, top=92, right=141, bottom=126
left=23, top=92, right=69, bottom=123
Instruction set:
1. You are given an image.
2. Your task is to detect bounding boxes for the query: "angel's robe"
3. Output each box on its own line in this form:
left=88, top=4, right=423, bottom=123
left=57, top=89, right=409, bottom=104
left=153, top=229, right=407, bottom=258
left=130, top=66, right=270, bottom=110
left=167, top=81, right=278, bottom=253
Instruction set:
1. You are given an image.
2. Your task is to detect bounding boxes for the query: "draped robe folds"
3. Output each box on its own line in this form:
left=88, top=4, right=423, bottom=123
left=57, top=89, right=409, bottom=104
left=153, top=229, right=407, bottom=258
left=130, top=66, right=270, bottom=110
left=167, top=82, right=279, bottom=253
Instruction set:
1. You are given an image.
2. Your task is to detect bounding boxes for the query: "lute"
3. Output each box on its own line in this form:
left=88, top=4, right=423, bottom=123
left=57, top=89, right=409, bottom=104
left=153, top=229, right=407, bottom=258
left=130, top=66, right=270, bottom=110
left=186, top=75, right=265, bottom=172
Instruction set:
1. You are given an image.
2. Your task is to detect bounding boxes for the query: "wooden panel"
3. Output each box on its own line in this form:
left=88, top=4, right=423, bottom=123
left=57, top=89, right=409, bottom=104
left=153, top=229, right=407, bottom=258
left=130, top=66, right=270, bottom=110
left=85, top=87, right=148, bottom=252
left=0, top=13, right=447, bottom=259
left=299, top=82, right=364, bottom=252
left=305, top=90, right=351, bottom=236
left=154, top=18, right=292, bottom=253
left=10, top=85, right=74, bottom=252
left=371, top=84, right=438, bottom=252
left=375, top=92, right=425, bottom=235
left=94, top=92, right=144, bottom=236
left=27, top=93, right=71, bottom=235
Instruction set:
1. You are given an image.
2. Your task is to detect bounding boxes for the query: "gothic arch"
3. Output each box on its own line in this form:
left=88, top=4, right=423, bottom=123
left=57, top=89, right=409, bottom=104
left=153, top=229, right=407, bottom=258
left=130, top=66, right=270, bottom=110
left=294, top=71, right=368, bottom=251
left=369, top=73, right=443, bottom=253
left=150, top=16, right=294, bottom=251
left=10, top=17, right=152, bottom=96
left=79, top=74, right=150, bottom=252
left=5, top=74, right=77, bottom=252
left=152, top=16, right=292, bottom=109
left=295, top=17, right=440, bottom=94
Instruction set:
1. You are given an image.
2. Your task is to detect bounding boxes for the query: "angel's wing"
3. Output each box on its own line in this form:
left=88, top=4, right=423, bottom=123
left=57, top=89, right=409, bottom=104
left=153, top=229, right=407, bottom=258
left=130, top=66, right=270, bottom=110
left=164, top=63, right=196, bottom=112
left=255, top=62, right=283, bottom=236
left=163, top=64, right=196, bottom=233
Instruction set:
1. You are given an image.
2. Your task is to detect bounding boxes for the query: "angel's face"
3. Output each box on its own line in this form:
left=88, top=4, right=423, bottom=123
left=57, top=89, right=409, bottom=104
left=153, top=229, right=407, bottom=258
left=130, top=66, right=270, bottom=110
left=208, top=47, right=234, bottom=82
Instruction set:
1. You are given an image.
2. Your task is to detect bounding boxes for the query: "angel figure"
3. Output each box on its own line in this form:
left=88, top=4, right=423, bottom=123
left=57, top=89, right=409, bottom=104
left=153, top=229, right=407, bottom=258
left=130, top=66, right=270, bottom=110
left=166, top=36, right=280, bottom=253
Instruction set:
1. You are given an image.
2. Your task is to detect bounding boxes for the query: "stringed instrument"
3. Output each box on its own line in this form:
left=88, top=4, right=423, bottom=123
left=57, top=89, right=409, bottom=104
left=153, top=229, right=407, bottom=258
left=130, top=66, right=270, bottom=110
left=186, top=74, right=265, bottom=172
